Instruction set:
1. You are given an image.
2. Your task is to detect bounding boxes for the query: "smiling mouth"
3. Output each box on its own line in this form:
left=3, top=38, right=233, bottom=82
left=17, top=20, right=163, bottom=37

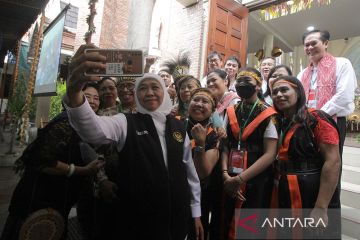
left=193, top=108, right=203, bottom=113
left=275, top=100, right=287, bottom=104
left=145, top=99, right=157, bottom=102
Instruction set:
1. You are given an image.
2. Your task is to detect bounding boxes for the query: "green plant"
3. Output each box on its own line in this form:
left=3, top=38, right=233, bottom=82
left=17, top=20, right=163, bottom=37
left=6, top=69, right=36, bottom=152
left=7, top=70, right=36, bottom=120
left=49, top=81, right=67, bottom=120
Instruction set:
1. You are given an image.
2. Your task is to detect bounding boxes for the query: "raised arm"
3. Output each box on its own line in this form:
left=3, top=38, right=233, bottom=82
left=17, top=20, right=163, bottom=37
left=65, top=44, right=106, bottom=108
left=63, top=45, right=127, bottom=147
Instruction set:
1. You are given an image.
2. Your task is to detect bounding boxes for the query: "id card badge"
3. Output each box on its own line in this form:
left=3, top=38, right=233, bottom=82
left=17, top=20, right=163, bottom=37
left=229, top=149, right=245, bottom=175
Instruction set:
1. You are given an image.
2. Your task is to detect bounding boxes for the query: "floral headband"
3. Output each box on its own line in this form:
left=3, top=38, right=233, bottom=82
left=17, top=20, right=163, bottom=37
left=192, top=90, right=216, bottom=108
left=237, top=71, right=262, bottom=84
left=271, top=79, right=298, bottom=89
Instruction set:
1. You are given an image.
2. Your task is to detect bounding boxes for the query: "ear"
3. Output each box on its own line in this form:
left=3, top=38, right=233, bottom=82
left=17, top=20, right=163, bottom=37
left=224, top=77, right=229, bottom=87
left=324, top=40, right=329, bottom=49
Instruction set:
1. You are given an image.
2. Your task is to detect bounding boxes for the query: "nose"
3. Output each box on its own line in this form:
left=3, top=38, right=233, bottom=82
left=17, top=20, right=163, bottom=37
left=145, top=88, right=155, bottom=96
left=274, top=90, right=283, bottom=98
left=194, top=101, right=203, bottom=107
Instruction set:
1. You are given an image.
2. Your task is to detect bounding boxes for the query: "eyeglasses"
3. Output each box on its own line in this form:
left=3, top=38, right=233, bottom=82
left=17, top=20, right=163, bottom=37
left=99, top=86, right=117, bottom=92
left=118, top=83, right=135, bottom=91
left=160, top=74, right=171, bottom=78
left=209, top=58, right=220, bottom=63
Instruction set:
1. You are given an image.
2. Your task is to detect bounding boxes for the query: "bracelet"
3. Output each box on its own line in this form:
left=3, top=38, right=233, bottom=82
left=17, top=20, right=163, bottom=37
left=238, top=174, right=244, bottom=183
left=222, top=169, right=228, bottom=173
left=194, top=145, right=205, bottom=152
left=67, top=164, right=75, bottom=177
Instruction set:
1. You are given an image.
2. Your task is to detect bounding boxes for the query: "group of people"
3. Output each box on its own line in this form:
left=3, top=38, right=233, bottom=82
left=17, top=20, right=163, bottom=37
left=1, top=29, right=357, bottom=240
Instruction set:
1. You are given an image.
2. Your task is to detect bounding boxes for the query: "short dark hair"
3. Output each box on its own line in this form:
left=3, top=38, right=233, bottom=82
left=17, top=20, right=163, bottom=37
left=99, top=77, right=117, bottom=86
left=302, top=30, right=330, bottom=44
left=207, top=68, right=227, bottom=80
left=83, top=82, right=99, bottom=92
left=207, top=51, right=223, bottom=62
left=260, top=57, right=276, bottom=64
left=225, top=55, right=241, bottom=68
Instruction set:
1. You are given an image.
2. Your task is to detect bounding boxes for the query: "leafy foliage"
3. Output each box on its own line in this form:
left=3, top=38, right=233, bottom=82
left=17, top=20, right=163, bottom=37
left=7, top=70, right=36, bottom=120
left=49, top=81, right=66, bottom=120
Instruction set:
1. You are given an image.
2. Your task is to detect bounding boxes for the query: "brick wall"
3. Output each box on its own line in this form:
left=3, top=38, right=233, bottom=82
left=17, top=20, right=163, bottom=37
left=100, top=0, right=130, bottom=48
left=152, top=0, right=208, bottom=78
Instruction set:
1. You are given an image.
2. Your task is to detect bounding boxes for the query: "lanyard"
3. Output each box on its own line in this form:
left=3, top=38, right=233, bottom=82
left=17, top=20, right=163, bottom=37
left=238, top=99, right=259, bottom=150
left=278, top=117, right=294, bottom=149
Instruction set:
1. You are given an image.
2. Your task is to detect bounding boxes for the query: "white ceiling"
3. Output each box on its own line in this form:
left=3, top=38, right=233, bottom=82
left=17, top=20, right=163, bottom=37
left=247, top=0, right=360, bottom=53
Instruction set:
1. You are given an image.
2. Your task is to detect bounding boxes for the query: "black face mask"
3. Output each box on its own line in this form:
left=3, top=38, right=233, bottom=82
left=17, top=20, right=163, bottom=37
left=236, top=84, right=256, bottom=99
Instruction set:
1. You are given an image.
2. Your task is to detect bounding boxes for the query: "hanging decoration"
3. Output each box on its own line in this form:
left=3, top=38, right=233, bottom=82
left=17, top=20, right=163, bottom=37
left=84, top=0, right=98, bottom=44
left=10, top=40, right=21, bottom=97
left=260, top=0, right=332, bottom=21
left=19, top=12, right=46, bottom=145
left=271, top=46, right=283, bottom=57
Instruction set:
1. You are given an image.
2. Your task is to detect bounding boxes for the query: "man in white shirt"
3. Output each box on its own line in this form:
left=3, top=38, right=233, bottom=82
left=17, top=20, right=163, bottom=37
left=259, top=57, right=276, bottom=104
left=298, top=30, right=358, bottom=155
left=201, top=51, right=223, bottom=87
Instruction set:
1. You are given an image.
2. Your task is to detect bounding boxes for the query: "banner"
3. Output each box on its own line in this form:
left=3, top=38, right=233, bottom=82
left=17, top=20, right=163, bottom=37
left=34, top=9, right=66, bottom=96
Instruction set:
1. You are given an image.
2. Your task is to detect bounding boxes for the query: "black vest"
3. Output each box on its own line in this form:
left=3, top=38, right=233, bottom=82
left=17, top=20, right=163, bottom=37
left=227, top=103, right=275, bottom=208
left=115, top=113, right=190, bottom=240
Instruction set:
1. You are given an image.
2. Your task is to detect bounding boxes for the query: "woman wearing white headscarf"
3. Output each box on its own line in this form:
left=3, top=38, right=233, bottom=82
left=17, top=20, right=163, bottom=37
left=64, top=45, right=203, bottom=240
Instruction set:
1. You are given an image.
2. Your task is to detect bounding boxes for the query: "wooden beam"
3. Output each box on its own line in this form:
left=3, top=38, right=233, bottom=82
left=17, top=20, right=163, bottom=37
left=0, top=0, right=42, bottom=10
left=244, top=0, right=288, bottom=12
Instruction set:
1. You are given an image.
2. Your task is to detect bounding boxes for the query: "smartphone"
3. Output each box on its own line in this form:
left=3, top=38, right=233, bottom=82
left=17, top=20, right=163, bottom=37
left=84, top=49, right=143, bottom=77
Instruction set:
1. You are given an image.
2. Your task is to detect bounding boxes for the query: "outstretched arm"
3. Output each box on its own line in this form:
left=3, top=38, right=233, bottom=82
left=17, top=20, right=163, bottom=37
left=63, top=44, right=127, bottom=147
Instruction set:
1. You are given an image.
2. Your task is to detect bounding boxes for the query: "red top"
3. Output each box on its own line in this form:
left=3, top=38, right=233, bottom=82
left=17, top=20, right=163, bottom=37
left=313, top=114, right=339, bottom=145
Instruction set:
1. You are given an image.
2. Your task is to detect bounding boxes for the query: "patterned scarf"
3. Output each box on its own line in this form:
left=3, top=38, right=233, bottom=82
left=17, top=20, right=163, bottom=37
left=301, top=53, right=337, bottom=109
left=216, top=92, right=239, bottom=116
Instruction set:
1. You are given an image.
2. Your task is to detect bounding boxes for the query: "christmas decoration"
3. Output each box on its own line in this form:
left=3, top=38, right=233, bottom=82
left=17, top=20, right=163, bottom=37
left=260, top=0, right=332, bottom=21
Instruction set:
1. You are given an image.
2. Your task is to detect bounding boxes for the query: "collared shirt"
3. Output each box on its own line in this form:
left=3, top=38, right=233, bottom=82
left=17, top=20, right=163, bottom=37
left=298, top=57, right=358, bottom=117
left=64, top=99, right=201, bottom=218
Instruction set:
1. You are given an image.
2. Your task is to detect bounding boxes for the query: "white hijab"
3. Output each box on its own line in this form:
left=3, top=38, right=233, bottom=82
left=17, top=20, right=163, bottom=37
left=134, top=73, right=173, bottom=167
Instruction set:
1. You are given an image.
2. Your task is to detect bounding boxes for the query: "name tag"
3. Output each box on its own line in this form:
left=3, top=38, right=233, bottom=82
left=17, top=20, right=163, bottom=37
left=229, top=149, right=245, bottom=175
left=136, top=130, right=149, bottom=136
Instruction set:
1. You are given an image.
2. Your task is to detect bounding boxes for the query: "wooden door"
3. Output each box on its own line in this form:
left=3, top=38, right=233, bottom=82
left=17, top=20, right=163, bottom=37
left=206, top=0, right=248, bottom=70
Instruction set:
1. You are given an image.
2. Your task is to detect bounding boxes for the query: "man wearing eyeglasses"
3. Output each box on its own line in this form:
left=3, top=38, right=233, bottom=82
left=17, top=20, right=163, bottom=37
left=117, top=77, right=137, bottom=113
left=201, top=51, right=223, bottom=87
left=158, top=69, right=177, bottom=104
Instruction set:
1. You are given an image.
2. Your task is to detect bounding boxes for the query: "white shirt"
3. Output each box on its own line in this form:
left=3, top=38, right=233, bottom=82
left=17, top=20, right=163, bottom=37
left=264, top=120, right=278, bottom=139
left=298, top=57, right=358, bottom=117
left=64, top=99, right=201, bottom=218
left=201, top=76, right=207, bottom=87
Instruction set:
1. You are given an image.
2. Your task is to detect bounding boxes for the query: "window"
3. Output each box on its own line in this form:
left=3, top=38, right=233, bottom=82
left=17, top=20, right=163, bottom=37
left=60, top=2, right=79, bottom=29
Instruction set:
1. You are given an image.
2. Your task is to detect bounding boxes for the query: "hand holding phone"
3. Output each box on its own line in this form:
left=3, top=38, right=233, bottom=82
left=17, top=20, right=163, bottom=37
left=84, top=49, right=143, bottom=77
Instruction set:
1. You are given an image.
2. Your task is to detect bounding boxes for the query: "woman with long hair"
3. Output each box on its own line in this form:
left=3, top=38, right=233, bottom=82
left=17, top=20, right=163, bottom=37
left=271, top=75, right=341, bottom=239
left=175, top=75, right=201, bottom=118
left=263, top=64, right=292, bottom=105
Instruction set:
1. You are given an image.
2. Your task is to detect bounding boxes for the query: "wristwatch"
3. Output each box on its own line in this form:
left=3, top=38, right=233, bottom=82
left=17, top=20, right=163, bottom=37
left=194, top=145, right=205, bottom=152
